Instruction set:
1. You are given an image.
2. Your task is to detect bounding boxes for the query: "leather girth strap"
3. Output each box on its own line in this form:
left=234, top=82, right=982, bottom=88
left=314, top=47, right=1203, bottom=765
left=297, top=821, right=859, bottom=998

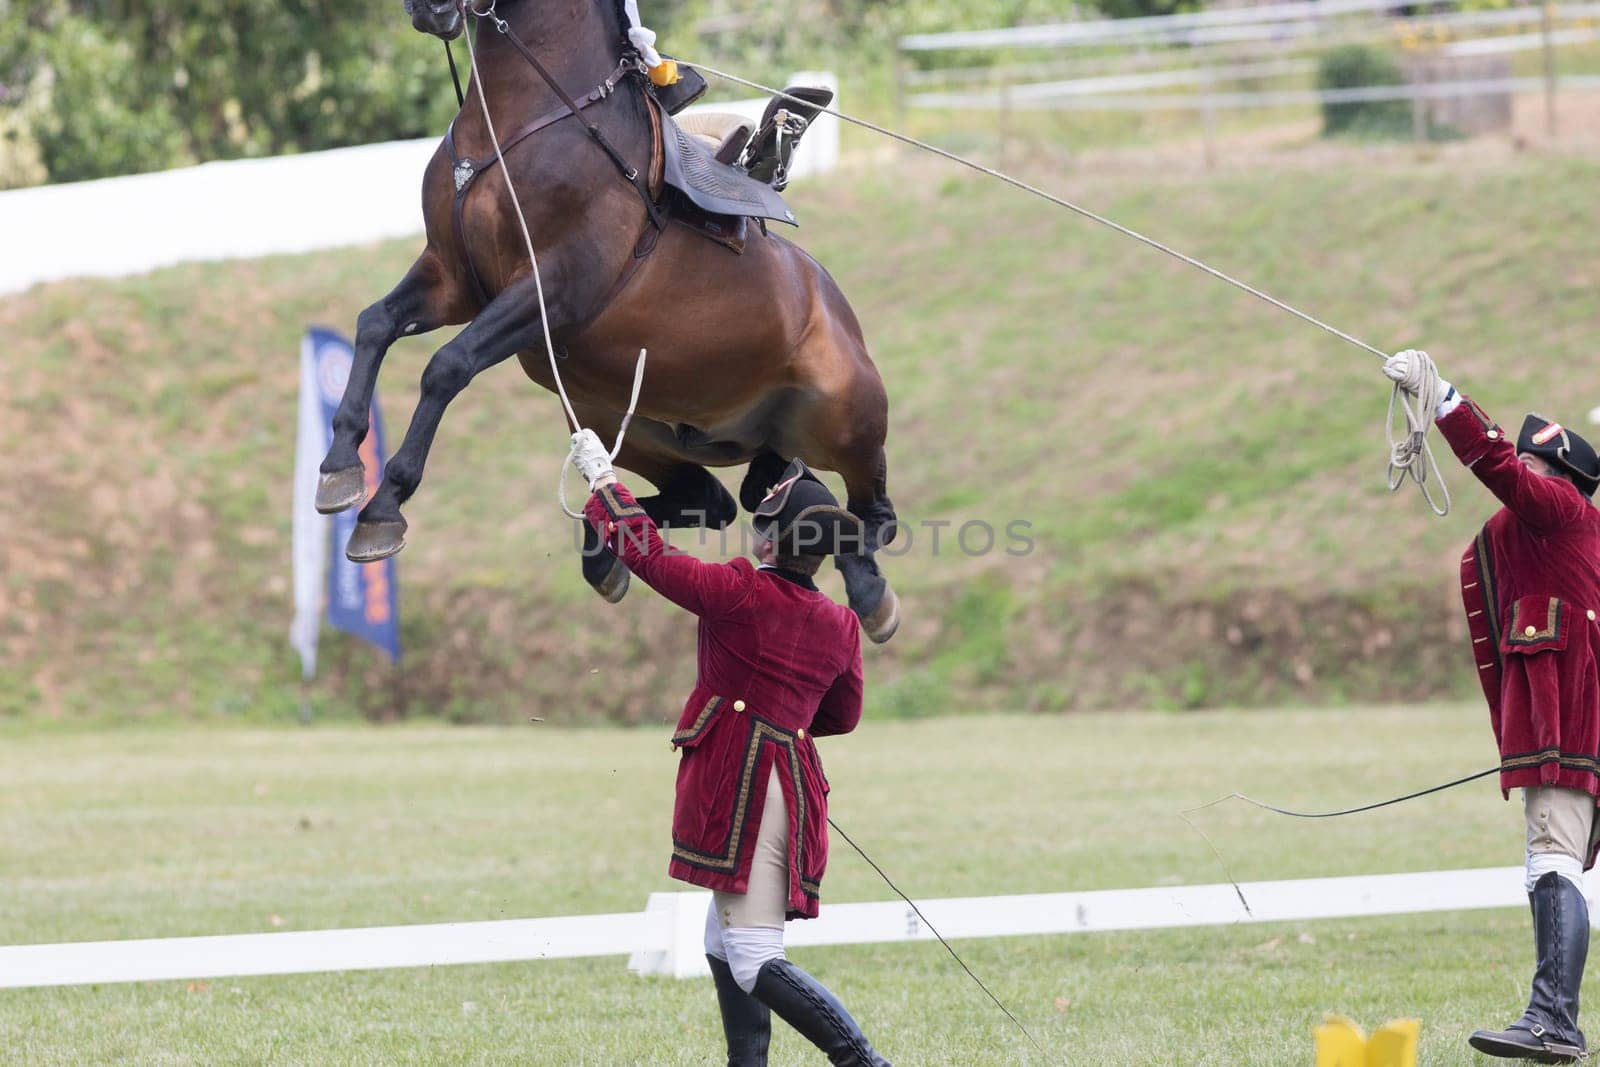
left=444, top=57, right=661, bottom=307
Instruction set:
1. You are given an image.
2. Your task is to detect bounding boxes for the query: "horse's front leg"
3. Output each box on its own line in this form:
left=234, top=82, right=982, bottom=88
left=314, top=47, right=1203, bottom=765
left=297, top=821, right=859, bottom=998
left=317, top=248, right=468, bottom=514
left=345, top=274, right=558, bottom=562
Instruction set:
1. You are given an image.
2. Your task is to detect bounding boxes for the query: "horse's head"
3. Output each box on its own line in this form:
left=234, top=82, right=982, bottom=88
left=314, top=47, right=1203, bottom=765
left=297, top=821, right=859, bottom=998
left=404, top=0, right=465, bottom=40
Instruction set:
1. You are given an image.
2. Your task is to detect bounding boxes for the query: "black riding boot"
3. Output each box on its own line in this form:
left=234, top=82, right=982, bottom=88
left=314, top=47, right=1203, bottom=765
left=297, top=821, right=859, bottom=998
left=708, top=954, right=771, bottom=1067
left=1469, top=871, right=1589, bottom=1063
left=750, top=957, right=891, bottom=1067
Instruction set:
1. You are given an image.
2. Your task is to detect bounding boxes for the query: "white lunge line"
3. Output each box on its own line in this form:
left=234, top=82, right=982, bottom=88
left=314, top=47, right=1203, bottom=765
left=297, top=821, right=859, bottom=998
left=1, top=867, right=1532, bottom=988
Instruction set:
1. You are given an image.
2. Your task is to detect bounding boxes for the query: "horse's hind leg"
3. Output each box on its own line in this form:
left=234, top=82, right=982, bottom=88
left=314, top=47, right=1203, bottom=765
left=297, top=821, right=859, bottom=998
left=643, top=465, right=738, bottom=531
left=317, top=249, right=466, bottom=514
left=833, top=444, right=901, bottom=644
left=739, top=449, right=791, bottom=513
left=347, top=274, right=551, bottom=562
left=794, top=382, right=901, bottom=643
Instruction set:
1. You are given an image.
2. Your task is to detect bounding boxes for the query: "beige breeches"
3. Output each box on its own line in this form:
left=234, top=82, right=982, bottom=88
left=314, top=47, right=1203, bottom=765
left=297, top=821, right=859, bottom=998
left=1525, top=785, right=1599, bottom=861
left=1523, top=785, right=1600, bottom=892
left=714, top=765, right=789, bottom=930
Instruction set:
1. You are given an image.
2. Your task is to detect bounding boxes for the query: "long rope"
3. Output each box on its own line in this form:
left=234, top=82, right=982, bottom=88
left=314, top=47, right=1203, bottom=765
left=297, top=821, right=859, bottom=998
left=686, top=63, right=1386, bottom=359
left=461, top=8, right=645, bottom=517
left=461, top=17, right=580, bottom=432
left=681, top=61, right=1451, bottom=514
left=828, top=816, right=1053, bottom=1062
left=1178, top=765, right=1499, bottom=914
left=1183, top=765, right=1499, bottom=821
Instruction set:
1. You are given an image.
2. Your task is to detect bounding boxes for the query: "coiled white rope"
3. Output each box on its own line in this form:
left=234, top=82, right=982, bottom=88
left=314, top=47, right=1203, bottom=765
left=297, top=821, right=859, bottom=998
left=680, top=61, right=1450, bottom=515
left=1385, top=349, right=1451, bottom=516
left=461, top=13, right=645, bottom=519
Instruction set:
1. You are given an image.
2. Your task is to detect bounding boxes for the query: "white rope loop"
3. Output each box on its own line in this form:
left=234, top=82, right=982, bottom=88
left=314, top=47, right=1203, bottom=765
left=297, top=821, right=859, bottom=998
left=679, top=60, right=1450, bottom=516
left=1385, top=350, right=1451, bottom=516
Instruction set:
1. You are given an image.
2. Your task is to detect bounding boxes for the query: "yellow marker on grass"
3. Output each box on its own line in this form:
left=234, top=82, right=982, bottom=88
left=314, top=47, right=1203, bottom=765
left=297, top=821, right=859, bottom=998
left=1314, top=1015, right=1420, bottom=1067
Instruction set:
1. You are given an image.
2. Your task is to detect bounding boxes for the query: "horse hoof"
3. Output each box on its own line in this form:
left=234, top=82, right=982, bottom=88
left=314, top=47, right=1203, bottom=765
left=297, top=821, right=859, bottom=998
left=862, top=586, right=900, bottom=645
left=346, top=519, right=407, bottom=562
left=593, top=555, right=631, bottom=603
left=316, top=466, right=367, bottom=514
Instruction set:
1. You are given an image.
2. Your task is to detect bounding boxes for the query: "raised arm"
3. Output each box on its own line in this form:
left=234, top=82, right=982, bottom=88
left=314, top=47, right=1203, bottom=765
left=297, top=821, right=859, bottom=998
left=1436, top=396, right=1588, bottom=531
left=1382, top=351, right=1589, bottom=531
left=583, top=480, right=752, bottom=619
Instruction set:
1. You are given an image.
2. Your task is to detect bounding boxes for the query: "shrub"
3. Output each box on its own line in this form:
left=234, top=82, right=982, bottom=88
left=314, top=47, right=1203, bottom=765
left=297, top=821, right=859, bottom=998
left=1317, top=44, right=1413, bottom=139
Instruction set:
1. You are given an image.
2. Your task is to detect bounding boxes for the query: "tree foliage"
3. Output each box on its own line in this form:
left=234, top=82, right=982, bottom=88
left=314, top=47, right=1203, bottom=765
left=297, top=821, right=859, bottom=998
left=1, top=0, right=461, bottom=186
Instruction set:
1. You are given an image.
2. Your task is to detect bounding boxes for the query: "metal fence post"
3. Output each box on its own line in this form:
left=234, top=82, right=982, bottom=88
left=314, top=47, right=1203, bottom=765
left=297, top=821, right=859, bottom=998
left=1411, top=60, right=1429, bottom=143
left=998, top=76, right=1013, bottom=168
left=1541, top=0, right=1559, bottom=139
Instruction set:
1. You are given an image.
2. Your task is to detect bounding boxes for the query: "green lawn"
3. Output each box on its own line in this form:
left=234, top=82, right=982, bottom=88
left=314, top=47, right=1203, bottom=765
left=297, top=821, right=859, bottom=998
left=0, top=707, right=1544, bottom=1064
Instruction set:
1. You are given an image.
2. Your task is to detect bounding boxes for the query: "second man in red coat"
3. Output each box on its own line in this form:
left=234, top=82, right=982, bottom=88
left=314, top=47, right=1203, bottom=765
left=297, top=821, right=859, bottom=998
left=1388, top=350, right=1600, bottom=1064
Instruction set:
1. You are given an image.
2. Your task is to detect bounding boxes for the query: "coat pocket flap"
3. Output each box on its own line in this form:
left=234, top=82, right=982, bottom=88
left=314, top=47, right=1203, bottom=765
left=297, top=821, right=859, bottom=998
left=672, top=696, right=726, bottom=748
left=1502, top=595, right=1568, bottom=654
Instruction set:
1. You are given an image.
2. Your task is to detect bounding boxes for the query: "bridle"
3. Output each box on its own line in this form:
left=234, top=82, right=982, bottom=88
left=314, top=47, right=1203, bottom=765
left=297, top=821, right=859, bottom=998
left=439, top=0, right=659, bottom=225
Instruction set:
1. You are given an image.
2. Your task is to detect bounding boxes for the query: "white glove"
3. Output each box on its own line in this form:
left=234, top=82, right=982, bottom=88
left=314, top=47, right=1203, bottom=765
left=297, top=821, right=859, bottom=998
left=1383, top=349, right=1422, bottom=387
left=570, top=429, right=617, bottom=489
left=1385, top=350, right=1458, bottom=418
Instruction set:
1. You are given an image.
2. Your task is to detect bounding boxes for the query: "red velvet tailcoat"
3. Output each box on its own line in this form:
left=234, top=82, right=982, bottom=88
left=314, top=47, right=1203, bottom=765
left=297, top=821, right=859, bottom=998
left=585, top=481, right=865, bottom=919
left=1442, top=397, right=1600, bottom=814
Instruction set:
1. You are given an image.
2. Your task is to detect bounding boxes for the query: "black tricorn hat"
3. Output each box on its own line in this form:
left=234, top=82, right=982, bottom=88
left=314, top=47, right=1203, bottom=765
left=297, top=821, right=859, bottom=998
left=751, top=459, right=864, bottom=556
left=1518, top=413, right=1600, bottom=497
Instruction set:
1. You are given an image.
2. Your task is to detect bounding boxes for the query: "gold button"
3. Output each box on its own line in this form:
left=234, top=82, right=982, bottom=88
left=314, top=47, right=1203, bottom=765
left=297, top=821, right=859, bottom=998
left=1589, top=610, right=1596, bottom=621
left=1487, top=429, right=1500, bottom=440
left=797, top=728, right=806, bottom=740
left=1526, top=625, right=1538, bottom=637
left=733, top=700, right=746, bottom=712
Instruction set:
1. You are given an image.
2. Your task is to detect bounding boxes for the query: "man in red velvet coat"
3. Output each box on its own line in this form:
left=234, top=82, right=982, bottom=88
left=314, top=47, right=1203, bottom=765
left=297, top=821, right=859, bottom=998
left=571, top=430, right=890, bottom=1067
left=1388, top=350, right=1600, bottom=1064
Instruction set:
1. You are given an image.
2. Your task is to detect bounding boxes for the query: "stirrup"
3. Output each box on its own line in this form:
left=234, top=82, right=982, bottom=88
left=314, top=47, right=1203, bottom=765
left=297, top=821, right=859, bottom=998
left=739, top=85, right=833, bottom=192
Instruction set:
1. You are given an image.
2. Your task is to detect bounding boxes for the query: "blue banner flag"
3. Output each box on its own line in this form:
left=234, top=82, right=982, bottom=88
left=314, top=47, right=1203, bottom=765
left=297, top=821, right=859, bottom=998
left=290, top=327, right=401, bottom=670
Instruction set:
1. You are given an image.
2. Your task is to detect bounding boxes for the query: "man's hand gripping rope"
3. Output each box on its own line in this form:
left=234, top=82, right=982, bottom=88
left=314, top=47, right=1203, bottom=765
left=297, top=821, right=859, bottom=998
left=1382, top=348, right=1454, bottom=517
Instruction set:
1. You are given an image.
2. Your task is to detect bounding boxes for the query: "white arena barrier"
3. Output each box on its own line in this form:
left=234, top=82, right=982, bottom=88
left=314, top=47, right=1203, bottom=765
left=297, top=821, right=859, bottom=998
left=0, top=72, right=838, bottom=298
left=0, top=866, right=1538, bottom=989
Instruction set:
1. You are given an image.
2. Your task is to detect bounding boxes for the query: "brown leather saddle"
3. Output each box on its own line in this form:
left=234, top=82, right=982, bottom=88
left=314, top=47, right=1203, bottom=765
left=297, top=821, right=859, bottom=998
left=442, top=63, right=830, bottom=306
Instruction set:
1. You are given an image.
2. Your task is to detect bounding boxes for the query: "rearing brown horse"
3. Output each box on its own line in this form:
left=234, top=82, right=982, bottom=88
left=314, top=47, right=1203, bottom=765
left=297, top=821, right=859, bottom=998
left=316, top=0, right=900, bottom=641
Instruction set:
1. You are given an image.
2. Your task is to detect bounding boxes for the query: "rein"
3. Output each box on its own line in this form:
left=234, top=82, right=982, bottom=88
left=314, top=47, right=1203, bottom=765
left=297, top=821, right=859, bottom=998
left=452, top=0, right=650, bottom=517
left=444, top=39, right=465, bottom=107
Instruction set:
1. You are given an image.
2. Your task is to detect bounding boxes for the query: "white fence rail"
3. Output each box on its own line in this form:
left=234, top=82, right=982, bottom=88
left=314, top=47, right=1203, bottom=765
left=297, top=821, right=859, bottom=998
left=916, top=74, right=1600, bottom=113
left=895, top=0, right=1600, bottom=154
left=901, top=0, right=1458, bottom=52
left=0, top=75, right=838, bottom=298
left=0, top=866, right=1543, bottom=989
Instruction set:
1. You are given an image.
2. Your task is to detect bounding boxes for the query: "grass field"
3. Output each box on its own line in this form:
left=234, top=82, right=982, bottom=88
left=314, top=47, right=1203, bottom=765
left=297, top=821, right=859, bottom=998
left=0, top=706, right=1547, bottom=1064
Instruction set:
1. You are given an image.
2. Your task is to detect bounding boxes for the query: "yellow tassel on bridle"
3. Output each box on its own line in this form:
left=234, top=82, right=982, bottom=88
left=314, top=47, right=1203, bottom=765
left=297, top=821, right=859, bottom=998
left=648, top=57, right=680, bottom=87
